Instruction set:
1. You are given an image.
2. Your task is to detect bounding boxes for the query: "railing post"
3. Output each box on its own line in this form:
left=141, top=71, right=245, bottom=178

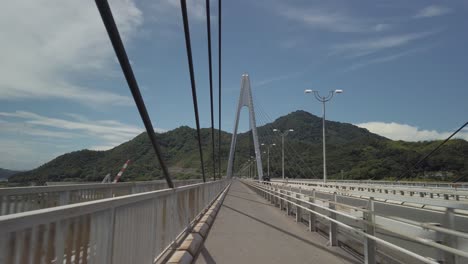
left=329, top=193, right=338, bottom=246
left=309, top=190, right=317, bottom=232
left=270, top=186, right=275, bottom=204
left=286, top=190, right=291, bottom=215
left=106, top=207, right=116, bottom=264
left=364, top=197, right=376, bottom=264
left=296, top=193, right=302, bottom=223
left=279, top=189, right=284, bottom=211
left=59, top=191, right=70, bottom=206
left=273, top=187, right=278, bottom=206
left=442, top=208, right=456, bottom=264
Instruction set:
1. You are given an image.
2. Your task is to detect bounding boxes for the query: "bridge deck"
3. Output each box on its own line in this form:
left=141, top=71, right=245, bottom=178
left=196, top=180, right=360, bottom=264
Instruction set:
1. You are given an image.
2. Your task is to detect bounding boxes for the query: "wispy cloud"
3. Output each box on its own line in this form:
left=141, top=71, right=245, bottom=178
left=356, top=122, right=468, bottom=141
left=331, top=31, right=437, bottom=57
left=343, top=45, right=434, bottom=72
left=0, top=111, right=145, bottom=149
left=414, top=5, right=452, bottom=18
left=277, top=5, right=368, bottom=33
left=254, top=70, right=307, bottom=88
left=149, top=0, right=209, bottom=24
left=0, top=1, right=142, bottom=105
left=374, top=23, right=391, bottom=32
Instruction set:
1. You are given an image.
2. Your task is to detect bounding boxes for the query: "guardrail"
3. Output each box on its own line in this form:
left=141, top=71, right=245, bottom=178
left=242, top=180, right=468, bottom=264
left=271, top=178, right=468, bottom=189
left=0, top=179, right=202, bottom=216
left=0, top=180, right=228, bottom=264
left=271, top=179, right=468, bottom=203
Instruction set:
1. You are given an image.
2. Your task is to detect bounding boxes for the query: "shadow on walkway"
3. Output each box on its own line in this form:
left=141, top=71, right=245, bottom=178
left=222, top=204, right=361, bottom=264
left=226, top=194, right=274, bottom=206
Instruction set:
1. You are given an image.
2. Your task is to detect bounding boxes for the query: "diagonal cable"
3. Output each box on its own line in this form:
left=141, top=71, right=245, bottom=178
left=218, top=0, right=222, bottom=179
left=180, top=0, right=206, bottom=182
left=94, top=0, right=174, bottom=188
left=206, top=0, right=215, bottom=181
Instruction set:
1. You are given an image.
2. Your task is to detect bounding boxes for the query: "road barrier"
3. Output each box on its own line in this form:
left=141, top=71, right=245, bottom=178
left=0, top=180, right=228, bottom=264
left=271, top=179, right=468, bottom=206
left=243, top=180, right=468, bottom=264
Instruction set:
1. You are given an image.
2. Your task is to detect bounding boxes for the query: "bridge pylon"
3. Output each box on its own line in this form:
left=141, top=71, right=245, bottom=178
left=227, top=74, right=264, bottom=180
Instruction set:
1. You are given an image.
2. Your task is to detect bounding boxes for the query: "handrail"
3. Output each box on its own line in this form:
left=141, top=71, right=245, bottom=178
left=268, top=180, right=468, bottom=209
left=0, top=179, right=203, bottom=216
left=0, top=180, right=229, bottom=263
left=243, top=180, right=468, bottom=263
left=263, top=181, right=468, bottom=240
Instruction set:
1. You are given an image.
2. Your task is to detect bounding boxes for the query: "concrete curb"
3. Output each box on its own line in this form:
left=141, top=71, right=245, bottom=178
left=166, top=183, right=231, bottom=263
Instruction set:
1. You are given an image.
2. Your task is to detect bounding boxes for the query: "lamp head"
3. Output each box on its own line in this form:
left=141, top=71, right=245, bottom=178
left=334, top=89, right=343, bottom=94
left=289, top=129, right=294, bottom=132
left=304, top=89, right=313, bottom=94
left=273, top=129, right=278, bottom=132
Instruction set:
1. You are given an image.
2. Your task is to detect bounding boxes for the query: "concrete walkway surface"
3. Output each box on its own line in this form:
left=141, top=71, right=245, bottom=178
left=196, top=180, right=360, bottom=264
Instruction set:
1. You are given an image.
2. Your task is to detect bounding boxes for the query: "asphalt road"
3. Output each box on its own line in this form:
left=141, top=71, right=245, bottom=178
left=196, top=180, right=360, bottom=264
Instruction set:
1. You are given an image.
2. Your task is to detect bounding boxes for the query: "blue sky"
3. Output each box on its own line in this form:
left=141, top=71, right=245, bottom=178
left=1, top=0, right=467, bottom=170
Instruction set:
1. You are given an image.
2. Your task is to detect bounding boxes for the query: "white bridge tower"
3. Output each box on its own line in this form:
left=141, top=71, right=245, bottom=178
left=227, top=74, right=263, bottom=179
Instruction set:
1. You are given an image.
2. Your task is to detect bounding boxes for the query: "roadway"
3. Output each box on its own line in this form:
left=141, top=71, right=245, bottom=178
left=196, top=180, right=360, bottom=264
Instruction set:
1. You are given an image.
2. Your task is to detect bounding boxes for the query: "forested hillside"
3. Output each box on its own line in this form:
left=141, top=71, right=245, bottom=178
left=9, top=111, right=468, bottom=184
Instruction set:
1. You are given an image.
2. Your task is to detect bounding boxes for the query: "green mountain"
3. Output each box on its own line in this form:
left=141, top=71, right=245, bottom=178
left=0, top=168, right=20, bottom=180
left=9, top=110, right=468, bottom=184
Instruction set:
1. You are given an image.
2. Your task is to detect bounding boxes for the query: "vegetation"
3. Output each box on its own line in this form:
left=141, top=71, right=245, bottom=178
left=8, top=110, right=468, bottom=184
left=0, top=168, right=20, bottom=180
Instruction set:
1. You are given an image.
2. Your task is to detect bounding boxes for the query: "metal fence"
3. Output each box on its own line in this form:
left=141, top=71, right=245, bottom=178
left=0, top=180, right=228, bottom=264
left=272, top=179, right=468, bottom=205
left=271, top=178, right=468, bottom=189
left=0, top=179, right=202, bottom=216
left=243, top=180, right=468, bottom=264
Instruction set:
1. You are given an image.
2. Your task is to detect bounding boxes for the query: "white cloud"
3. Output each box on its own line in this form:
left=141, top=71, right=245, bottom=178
left=356, top=122, right=468, bottom=141
left=0, top=110, right=158, bottom=169
left=0, top=111, right=144, bottom=146
left=149, top=0, right=208, bottom=24
left=0, top=139, right=63, bottom=171
left=374, top=23, right=391, bottom=32
left=331, top=31, right=437, bottom=57
left=277, top=6, right=367, bottom=33
left=0, top=1, right=143, bottom=105
left=343, top=45, right=434, bottom=71
left=254, top=70, right=306, bottom=88
left=414, top=5, right=451, bottom=18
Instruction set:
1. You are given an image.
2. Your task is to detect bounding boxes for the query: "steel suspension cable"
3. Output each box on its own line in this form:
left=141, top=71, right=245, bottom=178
left=254, top=107, right=313, bottom=179
left=206, top=0, right=215, bottom=181
left=256, top=101, right=319, bottom=178
left=396, top=121, right=468, bottom=182
left=94, top=0, right=174, bottom=188
left=254, top=100, right=319, bottom=178
left=218, top=0, right=222, bottom=179
left=180, top=0, right=206, bottom=182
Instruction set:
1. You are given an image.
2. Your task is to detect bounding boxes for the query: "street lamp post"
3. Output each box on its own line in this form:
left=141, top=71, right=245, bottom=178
left=273, top=129, right=294, bottom=180
left=304, top=89, right=343, bottom=183
left=261, top=143, right=276, bottom=178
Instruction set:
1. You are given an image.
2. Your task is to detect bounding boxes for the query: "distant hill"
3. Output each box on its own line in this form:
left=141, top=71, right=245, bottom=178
left=0, top=168, right=20, bottom=180
left=9, top=110, right=468, bottom=184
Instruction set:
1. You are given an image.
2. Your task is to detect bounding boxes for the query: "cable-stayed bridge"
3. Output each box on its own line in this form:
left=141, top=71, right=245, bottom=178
left=1, top=1, right=467, bottom=263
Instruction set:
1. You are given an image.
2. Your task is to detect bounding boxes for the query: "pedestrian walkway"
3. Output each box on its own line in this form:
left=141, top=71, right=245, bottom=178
left=196, top=180, right=360, bottom=264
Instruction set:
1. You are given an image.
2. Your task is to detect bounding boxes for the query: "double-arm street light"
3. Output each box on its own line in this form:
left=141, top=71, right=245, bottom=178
left=261, top=143, right=276, bottom=178
left=273, top=129, right=294, bottom=179
left=304, top=89, right=343, bottom=183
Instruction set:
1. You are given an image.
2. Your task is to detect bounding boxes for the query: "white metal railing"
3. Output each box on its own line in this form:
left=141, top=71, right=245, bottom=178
left=271, top=178, right=468, bottom=189
left=271, top=179, right=468, bottom=204
left=0, top=179, right=202, bottom=216
left=243, top=180, right=468, bottom=264
left=0, top=180, right=228, bottom=264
